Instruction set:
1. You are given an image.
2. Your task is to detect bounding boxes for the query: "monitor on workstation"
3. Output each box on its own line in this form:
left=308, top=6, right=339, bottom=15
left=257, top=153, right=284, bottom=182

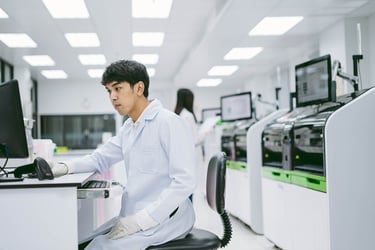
left=295, top=54, right=335, bottom=107
left=220, top=92, right=253, bottom=122
left=201, top=107, right=221, bottom=123
left=0, top=79, right=29, bottom=164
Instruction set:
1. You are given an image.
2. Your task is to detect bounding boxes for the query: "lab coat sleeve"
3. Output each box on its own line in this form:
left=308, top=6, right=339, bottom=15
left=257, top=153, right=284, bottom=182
left=145, top=114, right=196, bottom=223
left=67, top=130, right=124, bottom=174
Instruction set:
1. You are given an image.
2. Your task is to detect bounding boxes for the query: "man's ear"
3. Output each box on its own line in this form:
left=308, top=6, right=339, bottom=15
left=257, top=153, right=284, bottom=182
left=135, top=81, right=145, bottom=96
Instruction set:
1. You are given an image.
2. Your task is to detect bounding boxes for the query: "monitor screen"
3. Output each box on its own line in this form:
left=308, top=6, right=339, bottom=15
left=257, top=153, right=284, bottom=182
left=220, top=92, right=253, bottom=122
left=295, top=54, right=334, bottom=107
left=0, top=79, right=29, bottom=158
left=201, top=107, right=221, bottom=123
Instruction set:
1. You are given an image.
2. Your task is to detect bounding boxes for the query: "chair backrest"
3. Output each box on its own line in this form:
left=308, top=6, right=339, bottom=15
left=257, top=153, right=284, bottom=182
left=206, top=152, right=232, bottom=247
left=206, top=152, right=226, bottom=215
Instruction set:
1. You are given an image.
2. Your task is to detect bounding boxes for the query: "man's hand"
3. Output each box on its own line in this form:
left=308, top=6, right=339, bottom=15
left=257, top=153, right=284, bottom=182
left=48, top=161, right=69, bottom=177
left=107, top=215, right=141, bottom=240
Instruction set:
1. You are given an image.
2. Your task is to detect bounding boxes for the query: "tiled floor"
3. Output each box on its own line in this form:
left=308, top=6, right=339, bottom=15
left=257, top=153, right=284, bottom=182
left=193, top=190, right=278, bottom=250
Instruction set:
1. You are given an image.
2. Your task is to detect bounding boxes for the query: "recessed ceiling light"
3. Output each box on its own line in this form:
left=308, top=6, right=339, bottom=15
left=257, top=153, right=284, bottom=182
left=132, top=54, right=159, bottom=64
left=224, top=47, right=263, bottom=60
left=78, top=54, right=106, bottom=65
left=208, top=65, right=239, bottom=76
left=0, top=33, right=37, bottom=48
left=88, top=69, right=104, bottom=78
left=65, top=33, right=100, bottom=47
left=132, top=0, right=173, bottom=18
left=132, top=32, right=165, bottom=47
left=42, top=0, right=89, bottom=18
left=23, top=55, right=55, bottom=66
left=147, top=68, right=156, bottom=77
left=0, top=8, right=9, bottom=18
left=249, top=16, right=304, bottom=36
left=41, top=70, right=68, bottom=79
left=197, top=78, right=222, bottom=87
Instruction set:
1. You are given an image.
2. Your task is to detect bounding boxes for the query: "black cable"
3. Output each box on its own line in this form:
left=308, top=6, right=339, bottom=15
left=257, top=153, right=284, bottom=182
left=0, top=143, right=10, bottom=177
left=220, top=210, right=232, bottom=247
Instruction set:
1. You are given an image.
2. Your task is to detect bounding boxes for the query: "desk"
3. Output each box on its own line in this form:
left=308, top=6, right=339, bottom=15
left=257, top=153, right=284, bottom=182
left=0, top=172, right=94, bottom=250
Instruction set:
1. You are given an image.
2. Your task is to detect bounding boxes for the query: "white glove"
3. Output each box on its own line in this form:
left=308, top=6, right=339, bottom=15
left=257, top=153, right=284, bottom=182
left=49, top=161, right=69, bottom=177
left=107, top=215, right=141, bottom=240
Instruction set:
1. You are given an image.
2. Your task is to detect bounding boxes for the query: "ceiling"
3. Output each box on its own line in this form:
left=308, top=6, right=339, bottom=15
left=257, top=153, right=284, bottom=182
left=0, top=0, right=375, bottom=90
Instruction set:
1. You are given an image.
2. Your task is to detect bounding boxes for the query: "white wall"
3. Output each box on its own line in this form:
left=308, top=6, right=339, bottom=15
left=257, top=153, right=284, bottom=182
left=38, top=80, right=114, bottom=115
left=13, top=66, right=33, bottom=119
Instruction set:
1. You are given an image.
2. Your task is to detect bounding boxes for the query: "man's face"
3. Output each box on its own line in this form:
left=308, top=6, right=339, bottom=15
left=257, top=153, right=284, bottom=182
left=105, top=81, right=139, bottom=116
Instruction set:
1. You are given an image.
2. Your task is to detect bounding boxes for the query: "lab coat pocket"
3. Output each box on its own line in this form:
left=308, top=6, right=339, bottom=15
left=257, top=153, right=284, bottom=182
left=131, top=148, right=160, bottom=174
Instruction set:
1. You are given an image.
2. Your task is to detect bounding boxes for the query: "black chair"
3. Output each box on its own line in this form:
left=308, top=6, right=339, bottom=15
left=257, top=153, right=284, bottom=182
left=147, top=152, right=232, bottom=250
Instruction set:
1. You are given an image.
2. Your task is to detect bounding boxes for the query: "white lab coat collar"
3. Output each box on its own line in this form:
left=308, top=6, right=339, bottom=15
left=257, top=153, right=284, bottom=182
left=124, top=99, right=162, bottom=128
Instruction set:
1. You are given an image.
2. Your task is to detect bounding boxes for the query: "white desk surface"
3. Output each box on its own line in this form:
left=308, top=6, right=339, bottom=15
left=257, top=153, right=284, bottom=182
left=0, top=172, right=94, bottom=189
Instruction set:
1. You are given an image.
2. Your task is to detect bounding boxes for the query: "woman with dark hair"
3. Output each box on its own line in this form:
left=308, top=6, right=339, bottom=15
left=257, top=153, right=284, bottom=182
left=174, top=88, right=203, bottom=201
left=174, top=88, right=197, bottom=130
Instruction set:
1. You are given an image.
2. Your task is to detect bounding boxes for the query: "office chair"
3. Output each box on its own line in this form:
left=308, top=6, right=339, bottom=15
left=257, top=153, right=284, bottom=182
left=147, top=152, right=232, bottom=250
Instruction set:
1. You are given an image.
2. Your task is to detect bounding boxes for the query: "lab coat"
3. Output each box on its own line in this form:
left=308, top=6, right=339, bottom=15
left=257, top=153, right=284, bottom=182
left=71, top=99, right=197, bottom=250
left=179, top=108, right=204, bottom=189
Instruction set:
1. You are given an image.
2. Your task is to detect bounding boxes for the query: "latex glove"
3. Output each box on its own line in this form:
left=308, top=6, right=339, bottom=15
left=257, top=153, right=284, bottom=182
left=107, top=215, right=141, bottom=240
left=49, top=161, right=69, bottom=177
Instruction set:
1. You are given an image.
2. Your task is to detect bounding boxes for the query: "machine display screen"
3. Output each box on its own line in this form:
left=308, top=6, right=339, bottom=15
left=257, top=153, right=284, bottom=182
left=201, top=108, right=221, bottom=123
left=220, top=92, right=252, bottom=122
left=295, top=54, right=334, bottom=107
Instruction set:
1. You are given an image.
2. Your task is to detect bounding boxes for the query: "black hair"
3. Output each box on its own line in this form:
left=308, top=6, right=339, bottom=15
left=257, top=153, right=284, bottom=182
left=174, top=88, right=197, bottom=122
left=101, top=60, right=149, bottom=97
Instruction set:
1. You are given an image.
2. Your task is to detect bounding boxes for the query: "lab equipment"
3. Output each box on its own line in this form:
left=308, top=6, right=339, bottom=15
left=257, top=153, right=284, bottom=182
left=295, top=54, right=336, bottom=107
left=200, top=107, right=221, bottom=123
left=13, top=157, right=54, bottom=180
left=220, top=91, right=253, bottom=122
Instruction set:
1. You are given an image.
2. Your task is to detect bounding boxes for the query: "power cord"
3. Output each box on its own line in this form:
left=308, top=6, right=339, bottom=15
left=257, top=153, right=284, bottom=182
left=0, top=143, right=10, bottom=177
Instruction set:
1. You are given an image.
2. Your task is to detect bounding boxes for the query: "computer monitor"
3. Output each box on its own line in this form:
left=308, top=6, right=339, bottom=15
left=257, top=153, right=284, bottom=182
left=220, top=92, right=253, bottom=122
left=201, top=107, right=221, bottom=123
left=0, top=79, right=29, bottom=159
left=295, top=54, right=335, bottom=107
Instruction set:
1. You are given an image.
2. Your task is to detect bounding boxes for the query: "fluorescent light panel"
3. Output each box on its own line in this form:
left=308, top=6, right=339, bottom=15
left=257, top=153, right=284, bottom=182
left=208, top=65, right=239, bottom=76
left=65, top=33, right=100, bottom=47
left=132, top=32, right=165, bottom=47
left=132, top=0, right=173, bottom=18
left=249, top=16, right=304, bottom=36
left=78, top=54, right=106, bottom=65
left=224, top=47, right=263, bottom=60
left=147, top=68, right=156, bottom=77
left=88, top=69, right=104, bottom=78
left=42, top=0, right=89, bottom=18
left=0, top=33, right=37, bottom=48
left=41, top=70, right=67, bottom=79
left=0, top=8, right=9, bottom=18
left=23, top=55, right=55, bottom=66
left=132, top=54, right=159, bottom=64
left=197, top=78, right=222, bottom=87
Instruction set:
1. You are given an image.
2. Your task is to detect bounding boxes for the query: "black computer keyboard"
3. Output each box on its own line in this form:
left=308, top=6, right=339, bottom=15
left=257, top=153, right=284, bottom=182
left=81, top=180, right=111, bottom=189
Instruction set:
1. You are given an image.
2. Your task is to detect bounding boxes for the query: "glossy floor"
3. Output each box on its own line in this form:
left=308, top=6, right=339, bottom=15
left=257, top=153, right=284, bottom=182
left=193, top=190, right=278, bottom=250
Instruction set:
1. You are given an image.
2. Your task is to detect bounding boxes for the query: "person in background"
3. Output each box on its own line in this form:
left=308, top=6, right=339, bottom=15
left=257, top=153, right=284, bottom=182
left=52, top=60, right=196, bottom=250
left=174, top=88, right=198, bottom=142
left=174, top=88, right=204, bottom=200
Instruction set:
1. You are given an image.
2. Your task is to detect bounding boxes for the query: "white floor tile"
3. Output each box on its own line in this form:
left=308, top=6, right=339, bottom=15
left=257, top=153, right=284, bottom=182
left=193, top=190, right=278, bottom=250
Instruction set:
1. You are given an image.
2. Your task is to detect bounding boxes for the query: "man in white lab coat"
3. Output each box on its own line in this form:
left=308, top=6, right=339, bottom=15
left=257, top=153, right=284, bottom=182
left=57, top=60, right=196, bottom=250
